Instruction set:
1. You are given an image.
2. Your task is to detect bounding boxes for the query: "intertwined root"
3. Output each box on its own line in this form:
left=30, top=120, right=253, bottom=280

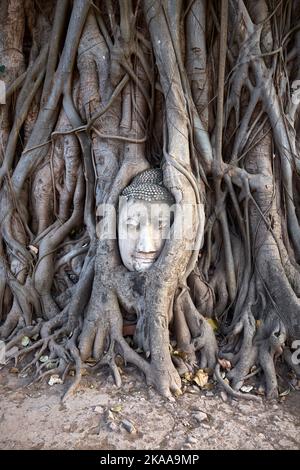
left=1, top=0, right=300, bottom=404
left=0, top=275, right=293, bottom=402
left=217, top=306, right=288, bottom=400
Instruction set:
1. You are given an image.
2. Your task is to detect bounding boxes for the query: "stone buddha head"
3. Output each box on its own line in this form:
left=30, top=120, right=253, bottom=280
left=118, top=169, right=175, bottom=272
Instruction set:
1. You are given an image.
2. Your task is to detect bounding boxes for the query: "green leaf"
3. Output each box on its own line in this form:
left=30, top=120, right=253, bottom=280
left=0, top=65, right=5, bottom=73
left=206, top=318, right=218, bottom=331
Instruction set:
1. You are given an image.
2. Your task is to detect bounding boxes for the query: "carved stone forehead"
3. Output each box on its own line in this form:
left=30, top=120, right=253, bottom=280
left=121, top=168, right=175, bottom=204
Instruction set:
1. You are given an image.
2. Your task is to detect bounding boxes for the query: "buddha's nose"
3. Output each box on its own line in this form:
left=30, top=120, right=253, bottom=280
left=136, top=224, right=157, bottom=254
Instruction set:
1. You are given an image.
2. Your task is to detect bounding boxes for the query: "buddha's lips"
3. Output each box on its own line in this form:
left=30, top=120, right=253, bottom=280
left=133, top=255, right=157, bottom=262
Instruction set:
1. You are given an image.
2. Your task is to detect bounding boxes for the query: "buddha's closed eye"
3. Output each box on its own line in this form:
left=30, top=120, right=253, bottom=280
left=126, top=218, right=140, bottom=229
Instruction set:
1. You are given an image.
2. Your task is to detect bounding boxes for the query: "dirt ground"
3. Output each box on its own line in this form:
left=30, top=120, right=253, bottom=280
left=0, top=364, right=300, bottom=450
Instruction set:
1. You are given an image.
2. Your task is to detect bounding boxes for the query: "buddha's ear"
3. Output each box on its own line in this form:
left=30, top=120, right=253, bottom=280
left=118, top=195, right=128, bottom=214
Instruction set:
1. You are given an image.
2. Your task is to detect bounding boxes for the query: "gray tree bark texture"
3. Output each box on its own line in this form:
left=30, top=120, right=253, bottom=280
left=1, top=0, right=300, bottom=401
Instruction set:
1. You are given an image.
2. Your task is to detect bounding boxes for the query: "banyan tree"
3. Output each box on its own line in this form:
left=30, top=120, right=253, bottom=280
left=1, top=0, right=300, bottom=401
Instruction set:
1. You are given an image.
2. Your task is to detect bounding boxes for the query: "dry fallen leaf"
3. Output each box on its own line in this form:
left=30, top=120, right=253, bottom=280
left=85, top=357, right=97, bottom=364
left=172, top=350, right=188, bottom=360
left=279, top=389, right=290, bottom=397
left=241, top=385, right=253, bottom=393
left=115, top=355, right=125, bottom=367
left=39, top=355, right=49, bottom=363
left=183, top=371, right=193, bottom=382
left=28, top=245, right=38, bottom=255
left=110, top=404, right=123, bottom=413
left=46, top=361, right=57, bottom=370
left=193, top=369, right=209, bottom=388
left=218, top=358, right=232, bottom=370
left=21, top=336, right=30, bottom=347
left=202, top=382, right=214, bottom=391
left=48, top=374, right=63, bottom=386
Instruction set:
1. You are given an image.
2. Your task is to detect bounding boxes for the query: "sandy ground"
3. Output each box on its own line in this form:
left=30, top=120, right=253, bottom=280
left=0, top=365, right=300, bottom=450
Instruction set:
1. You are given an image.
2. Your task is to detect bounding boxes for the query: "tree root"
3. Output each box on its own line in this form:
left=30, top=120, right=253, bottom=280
left=215, top=364, right=261, bottom=402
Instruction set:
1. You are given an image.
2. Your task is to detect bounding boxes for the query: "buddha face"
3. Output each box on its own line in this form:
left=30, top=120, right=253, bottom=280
left=118, top=198, right=173, bottom=272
